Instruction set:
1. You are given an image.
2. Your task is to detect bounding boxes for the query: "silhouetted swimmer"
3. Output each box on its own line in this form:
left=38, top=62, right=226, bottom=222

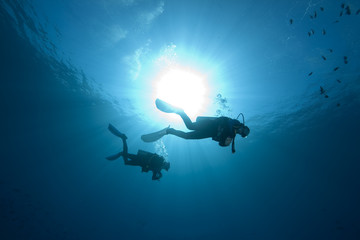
left=142, top=99, right=250, bottom=153
left=106, top=124, right=170, bottom=180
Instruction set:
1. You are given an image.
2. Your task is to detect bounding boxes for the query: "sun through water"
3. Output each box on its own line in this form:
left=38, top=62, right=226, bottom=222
left=154, top=67, right=209, bottom=119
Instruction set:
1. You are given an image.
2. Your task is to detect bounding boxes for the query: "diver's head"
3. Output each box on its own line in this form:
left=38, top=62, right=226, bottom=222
left=233, top=121, right=250, bottom=138
left=239, top=125, right=250, bottom=138
left=163, top=161, right=170, bottom=171
left=233, top=113, right=249, bottom=137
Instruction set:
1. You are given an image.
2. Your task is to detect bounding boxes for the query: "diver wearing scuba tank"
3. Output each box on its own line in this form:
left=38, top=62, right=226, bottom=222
left=166, top=112, right=249, bottom=153
left=141, top=99, right=250, bottom=153
left=106, top=124, right=170, bottom=180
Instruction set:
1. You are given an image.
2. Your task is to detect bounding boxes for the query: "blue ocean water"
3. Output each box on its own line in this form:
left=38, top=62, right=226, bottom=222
left=1, top=0, right=360, bottom=239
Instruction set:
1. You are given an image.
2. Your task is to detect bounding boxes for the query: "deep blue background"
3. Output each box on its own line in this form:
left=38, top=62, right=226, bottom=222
left=1, top=1, right=360, bottom=239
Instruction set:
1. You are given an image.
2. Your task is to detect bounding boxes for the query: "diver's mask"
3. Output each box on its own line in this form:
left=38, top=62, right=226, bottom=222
left=235, top=113, right=250, bottom=138
left=240, top=126, right=250, bottom=138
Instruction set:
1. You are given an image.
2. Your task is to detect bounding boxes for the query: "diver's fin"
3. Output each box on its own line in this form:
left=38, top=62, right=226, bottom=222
left=108, top=124, right=127, bottom=139
left=196, top=116, right=217, bottom=122
left=106, top=152, right=123, bottom=161
left=141, top=126, right=169, bottom=142
left=155, top=99, right=182, bottom=114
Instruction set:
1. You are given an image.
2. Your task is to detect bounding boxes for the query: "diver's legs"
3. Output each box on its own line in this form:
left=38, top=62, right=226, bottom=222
left=106, top=152, right=123, bottom=161
left=106, top=151, right=142, bottom=165
left=177, top=111, right=198, bottom=130
left=107, top=124, right=130, bottom=161
left=108, top=124, right=128, bottom=139
left=124, top=153, right=142, bottom=166
left=167, top=128, right=213, bottom=139
left=106, top=135, right=128, bottom=161
left=120, top=136, right=130, bottom=164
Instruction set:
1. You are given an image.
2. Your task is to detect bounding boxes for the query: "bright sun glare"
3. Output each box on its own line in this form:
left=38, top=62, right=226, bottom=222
left=155, top=68, right=207, bottom=118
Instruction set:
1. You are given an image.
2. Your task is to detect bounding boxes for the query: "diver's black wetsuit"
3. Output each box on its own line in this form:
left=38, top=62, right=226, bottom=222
left=118, top=136, right=165, bottom=180
left=167, top=111, right=236, bottom=146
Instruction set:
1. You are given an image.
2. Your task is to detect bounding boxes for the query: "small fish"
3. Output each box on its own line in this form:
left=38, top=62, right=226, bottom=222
left=310, top=15, right=314, bottom=19
left=340, top=11, right=343, bottom=17
left=334, top=67, right=339, bottom=71
left=344, top=56, right=348, bottom=64
left=320, top=7, right=324, bottom=12
left=337, top=79, right=342, bottom=83
left=341, top=3, right=345, bottom=9
left=356, top=9, right=360, bottom=15
left=320, top=86, right=326, bottom=94
left=328, top=48, right=333, bottom=53
left=346, top=6, right=351, bottom=15
left=337, top=103, right=340, bottom=107
left=322, top=56, right=327, bottom=60
left=333, top=20, right=340, bottom=23
left=308, top=32, right=311, bottom=37
left=311, top=29, right=315, bottom=34
left=308, top=72, right=313, bottom=76
left=325, top=94, right=329, bottom=98
left=290, top=19, right=293, bottom=24
left=314, top=11, right=317, bottom=18
left=322, top=29, right=326, bottom=35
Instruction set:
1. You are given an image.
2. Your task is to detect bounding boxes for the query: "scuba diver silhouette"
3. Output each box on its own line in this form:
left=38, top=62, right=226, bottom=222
left=141, top=99, right=250, bottom=153
left=106, top=124, right=170, bottom=180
